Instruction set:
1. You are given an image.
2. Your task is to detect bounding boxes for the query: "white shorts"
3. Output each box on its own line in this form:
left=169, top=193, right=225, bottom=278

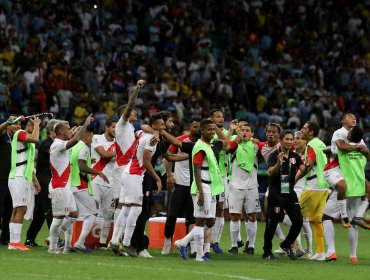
left=50, top=187, right=78, bottom=216
left=324, top=190, right=361, bottom=220
left=92, top=183, right=115, bottom=215
left=112, top=165, right=125, bottom=200
left=73, top=190, right=98, bottom=217
left=324, top=166, right=344, bottom=188
left=192, top=193, right=217, bottom=218
left=228, top=185, right=261, bottom=214
left=8, top=177, right=35, bottom=220
left=120, top=173, right=143, bottom=205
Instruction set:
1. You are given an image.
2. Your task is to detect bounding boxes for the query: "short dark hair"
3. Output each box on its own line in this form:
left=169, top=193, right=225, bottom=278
left=306, top=121, right=320, bottom=137
left=209, top=109, right=223, bottom=117
left=116, top=104, right=127, bottom=116
left=158, top=111, right=173, bottom=122
left=149, top=113, right=163, bottom=126
left=105, top=118, right=117, bottom=127
left=341, top=112, right=354, bottom=120
left=190, top=115, right=202, bottom=124
left=280, top=130, right=294, bottom=139
left=265, top=122, right=282, bottom=133
left=200, top=119, right=213, bottom=128
left=349, top=126, right=363, bottom=143
left=239, top=122, right=254, bottom=132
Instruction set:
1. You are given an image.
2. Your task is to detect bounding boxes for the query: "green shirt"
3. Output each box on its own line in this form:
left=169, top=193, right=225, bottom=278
left=191, top=139, right=224, bottom=196
left=304, top=137, right=328, bottom=189
left=338, top=147, right=367, bottom=197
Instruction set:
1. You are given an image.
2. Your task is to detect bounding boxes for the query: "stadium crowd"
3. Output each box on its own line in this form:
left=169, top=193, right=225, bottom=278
left=0, top=0, right=369, bottom=264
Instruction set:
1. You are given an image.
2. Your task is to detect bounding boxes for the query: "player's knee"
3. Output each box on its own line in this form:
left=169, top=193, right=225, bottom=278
left=206, top=219, right=215, bottom=228
left=247, top=214, right=256, bottom=222
left=102, top=211, right=113, bottom=221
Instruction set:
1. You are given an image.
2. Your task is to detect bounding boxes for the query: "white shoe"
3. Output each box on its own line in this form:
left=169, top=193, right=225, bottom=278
left=48, top=248, right=61, bottom=254
left=138, top=249, right=153, bottom=258
left=161, top=240, right=172, bottom=255
left=309, top=252, right=326, bottom=261
left=174, top=239, right=183, bottom=248
left=302, top=250, right=313, bottom=259
left=274, top=247, right=287, bottom=255
left=74, top=243, right=86, bottom=251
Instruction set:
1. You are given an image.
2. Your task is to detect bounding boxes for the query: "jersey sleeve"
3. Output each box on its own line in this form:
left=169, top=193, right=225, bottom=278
left=92, top=135, right=103, bottom=150
left=256, top=140, right=265, bottom=152
left=17, top=131, right=27, bottom=142
left=193, top=150, right=206, bottom=165
left=144, top=135, right=155, bottom=152
left=228, top=140, right=238, bottom=153
left=168, top=143, right=178, bottom=153
left=306, top=146, right=316, bottom=162
left=78, top=145, right=89, bottom=161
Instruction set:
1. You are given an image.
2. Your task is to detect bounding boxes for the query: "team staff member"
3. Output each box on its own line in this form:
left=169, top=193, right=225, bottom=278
left=0, top=116, right=21, bottom=245
left=25, top=119, right=58, bottom=247
left=263, top=131, right=305, bottom=260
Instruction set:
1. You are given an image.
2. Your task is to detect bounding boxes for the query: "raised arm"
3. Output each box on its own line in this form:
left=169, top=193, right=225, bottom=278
left=25, top=118, right=41, bottom=143
left=66, top=114, right=94, bottom=150
left=121, top=80, right=145, bottom=122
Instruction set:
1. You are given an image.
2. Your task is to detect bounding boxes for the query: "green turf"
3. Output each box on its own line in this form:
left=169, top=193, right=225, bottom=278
left=0, top=221, right=369, bottom=280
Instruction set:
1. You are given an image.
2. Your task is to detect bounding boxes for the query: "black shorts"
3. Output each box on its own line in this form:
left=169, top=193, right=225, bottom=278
left=168, top=184, right=195, bottom=225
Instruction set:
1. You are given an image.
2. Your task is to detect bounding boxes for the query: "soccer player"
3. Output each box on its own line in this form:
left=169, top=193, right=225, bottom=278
left=209, top=109, right=228, bottom=254
left=226, top=120, right=260, bottom=255
left=175, top=119, right=224, bottom=262
left=110, top=113, right=165, bottom=257
left=326, top=113, right=370, bottom=229
left=26, top=119, right=58, bottom=247
left=263, top=130, right=304, bottom=260
left=132, top=111, right=188, bottom=258
left=111, top=80, right=146, bottom=225
left=48, top=114, right=94, bottom=254
left=296, top=121, right=329, bottom=261
left=161, top=116, right=202, bottom=256
left=91, top=119, right=117, bottom=249
left=8, top=117, right=41, bottom=251
left=323, top=126, right=369, bottom=262
left=70, top=127, right=109, bottom=251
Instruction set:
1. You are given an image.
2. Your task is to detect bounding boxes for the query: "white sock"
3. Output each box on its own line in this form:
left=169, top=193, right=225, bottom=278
left=13, top=223, right=22, bottom=243
left=9, top=222, right=14, bottom=243
left=323, top=220, right=335, bottom=254
left=114, top=208, right=121, bottom=223
left=111, top=206, right=130, bottom=244
left=295, top=233, right=303, bottom=251
left=247, top=221, right=257, bottom=248
left=275, top=223, right=285, bottom=241
left=100, top=219, right=112, bottom=244
left=211, top=217, right=225, bottom=243
left=122, top=206, right=142, bottom=246
left=337, top=199, right=348, bottom=219
left=237, top=220, right=242, bottom=242
left=302, top=217, right=312, bottom=251
left=355, top=198, right=369, bottom=218
left=180, top=229, right=194, bottom=246
left=283, top=215, right=292, bottom=230
left=194, top=226, right=204, bottom=258
left=49, top=218, right=63, bottom=250
left=190, top=240, right=196, bottom=253
left=244, top=221, right=249, bottom=241
left=61, top=217, right=76, bottom=250
left=204, top=242, right=210, bottom=253
left=230, top=221, right=239, bottom=247
left=349, top=226, right=358, bottom=258
left=164, top=237, right=171, bottom=247
left=76, top=215, right=96, bottom=246
left=217, top=217, right=225, bottom=243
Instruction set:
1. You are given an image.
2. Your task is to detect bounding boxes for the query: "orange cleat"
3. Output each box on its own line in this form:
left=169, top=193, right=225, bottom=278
left=12, top=242, right=31, bottom=251
left=349, top=257, right=358, bottom=263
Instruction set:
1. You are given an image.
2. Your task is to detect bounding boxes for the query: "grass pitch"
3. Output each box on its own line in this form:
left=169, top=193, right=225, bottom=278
left=0, top=221, right=369, bottom=280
